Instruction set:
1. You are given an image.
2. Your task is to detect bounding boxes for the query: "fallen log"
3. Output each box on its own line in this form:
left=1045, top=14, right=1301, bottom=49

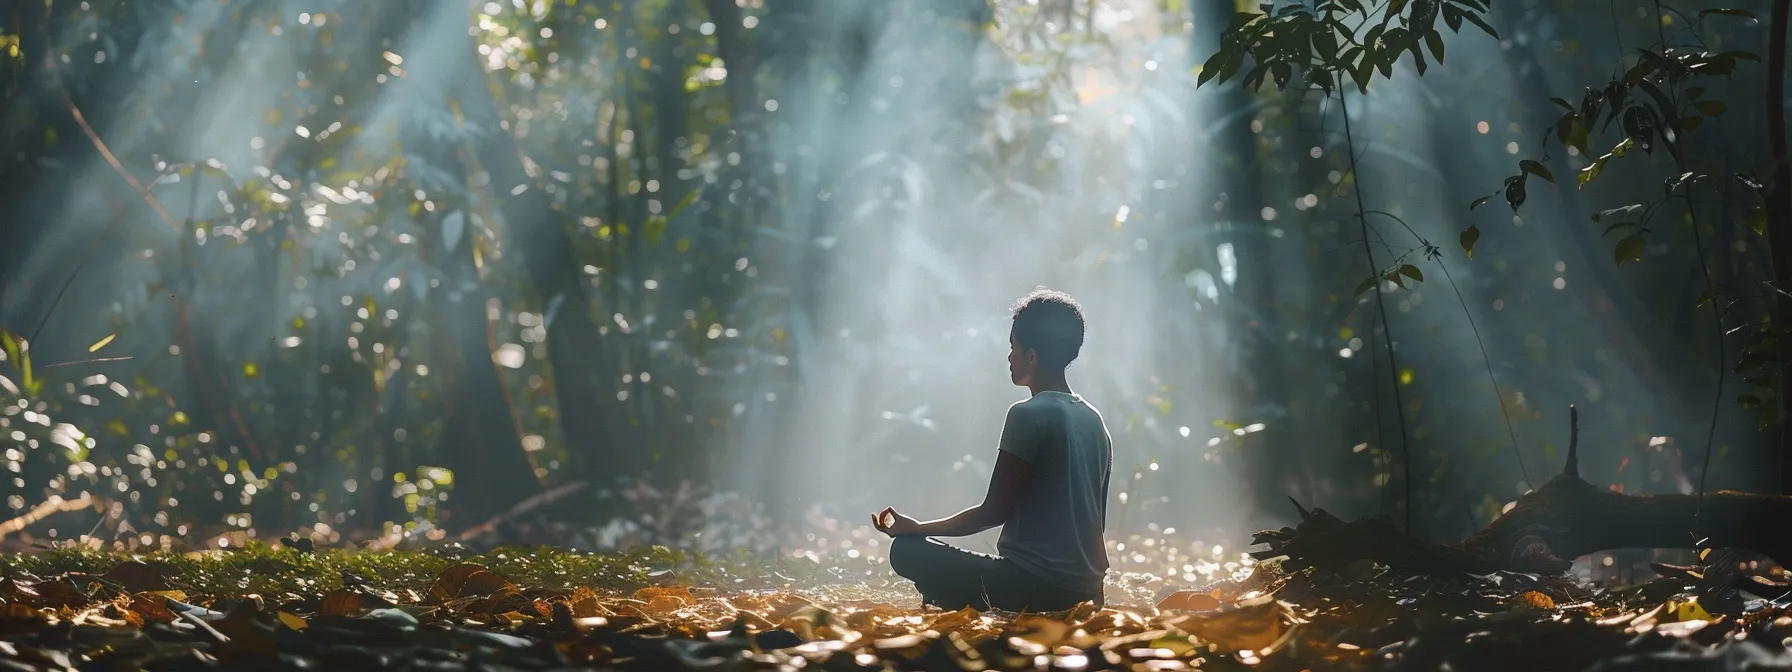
left=1252, top=406, right=1792, bottom=576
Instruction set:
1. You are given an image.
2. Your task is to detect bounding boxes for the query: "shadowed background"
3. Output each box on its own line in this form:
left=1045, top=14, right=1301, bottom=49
left=0, top=0, right=1778, bottom=577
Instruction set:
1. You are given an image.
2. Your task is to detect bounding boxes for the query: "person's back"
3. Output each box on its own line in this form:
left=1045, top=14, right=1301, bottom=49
left=872, top=288, right=1112, bottom=612
left=995, top=391, right=1111, bottom=596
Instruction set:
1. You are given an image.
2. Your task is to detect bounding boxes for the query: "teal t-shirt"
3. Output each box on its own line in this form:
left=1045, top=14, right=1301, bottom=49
left=995, top=391, right=1112, bottom=594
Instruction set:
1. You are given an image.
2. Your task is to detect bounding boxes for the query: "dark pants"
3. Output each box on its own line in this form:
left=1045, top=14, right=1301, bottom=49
left=887, top=536, right=1101, bottom=612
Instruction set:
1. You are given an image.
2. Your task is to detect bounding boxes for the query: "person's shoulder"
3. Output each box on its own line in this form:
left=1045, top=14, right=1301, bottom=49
left=1007, top=396, right=1047, bottom=417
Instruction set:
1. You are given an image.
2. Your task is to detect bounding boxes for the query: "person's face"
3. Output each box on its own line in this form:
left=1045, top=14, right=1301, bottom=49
left=1008, top=334, right=1036, bottom=387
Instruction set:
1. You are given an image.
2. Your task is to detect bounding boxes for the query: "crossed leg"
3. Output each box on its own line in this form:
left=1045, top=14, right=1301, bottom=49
left=887, top=536, right=1099, bottom=612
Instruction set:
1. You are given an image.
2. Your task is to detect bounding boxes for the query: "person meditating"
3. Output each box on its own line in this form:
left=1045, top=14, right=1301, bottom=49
left=872, top=288, right=1113, bottom=612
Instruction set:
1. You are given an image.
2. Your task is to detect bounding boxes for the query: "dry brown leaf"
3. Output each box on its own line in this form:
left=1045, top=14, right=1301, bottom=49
left=843, top=606, right=908, bottom=634
left=126, top=591, right=183, bottom=624
left=763, top=592, right=817, bottom=621
left=31, top=579, right=88, bottom=609
left=103, top=561, right=172, bottom=592
left=1156, top=590, right=1223, bottom=613
left=1517, top=591, right=1555, bottom=610
left=633, top=585, right=693, bottom=601
left=427, top=564, right=516, bottom=604
left=1163, top=596, right=1286, bottom=652
left=318, top=589, right=365, bottom=616
left=643, top=594, right=686, bottom=615
left=527, top=599, right=555, bottom=620
left=1007, top=615, right=1071, bottom=645
left=108, top=602, right=145, bottom=628
left=927, top=606, right=979, bottom=632
left=567, top=586, right=609, bottom=618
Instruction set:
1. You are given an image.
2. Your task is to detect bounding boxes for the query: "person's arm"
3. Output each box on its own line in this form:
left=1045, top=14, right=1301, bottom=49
left=881, top=451, right=1030, bottom=537
left=873, top=402, right=1037, bottom=537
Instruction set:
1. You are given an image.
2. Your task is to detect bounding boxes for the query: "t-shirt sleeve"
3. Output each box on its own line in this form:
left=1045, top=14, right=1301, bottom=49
left=997, top=402, right=1041, bottom=464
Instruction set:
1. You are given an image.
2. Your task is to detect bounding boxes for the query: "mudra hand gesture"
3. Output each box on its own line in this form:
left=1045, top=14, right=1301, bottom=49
left=871, top=506, right=920, bottom=537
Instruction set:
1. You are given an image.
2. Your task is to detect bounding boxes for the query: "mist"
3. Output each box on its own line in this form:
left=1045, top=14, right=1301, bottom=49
left=0, top=0, right=1773, bottom=570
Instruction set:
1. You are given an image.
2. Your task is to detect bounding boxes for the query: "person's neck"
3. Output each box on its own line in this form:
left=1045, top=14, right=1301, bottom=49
left=1028, top=371, right=1072, bottom=397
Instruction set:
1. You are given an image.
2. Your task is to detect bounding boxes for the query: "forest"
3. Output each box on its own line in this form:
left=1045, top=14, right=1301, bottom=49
left=0, top=0, right=1790, bottom=669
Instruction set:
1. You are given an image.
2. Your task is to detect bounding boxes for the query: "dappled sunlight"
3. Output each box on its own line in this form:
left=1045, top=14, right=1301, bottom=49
left=0, top=0, right=1788, bottom=665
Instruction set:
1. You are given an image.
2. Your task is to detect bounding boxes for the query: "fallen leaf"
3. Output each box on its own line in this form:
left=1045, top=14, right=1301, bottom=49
left=319, top=590, right=365, bottom=616
left=1517, top=591, right=1555, bottom=610
left=1155, top=590, right=1222, bottom=613
left=103, top=561, right=173, bottom=592
left=1162, top=596, right=1285, bottom=651
left=427, top=564, right=516, bottom=603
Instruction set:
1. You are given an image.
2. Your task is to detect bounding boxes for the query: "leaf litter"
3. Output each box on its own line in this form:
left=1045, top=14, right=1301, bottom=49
left=0, top=543, right=1788, bottom=669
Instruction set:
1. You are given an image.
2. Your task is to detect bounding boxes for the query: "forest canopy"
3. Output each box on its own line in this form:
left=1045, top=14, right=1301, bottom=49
left=0, top=0, right=1786, bottom=579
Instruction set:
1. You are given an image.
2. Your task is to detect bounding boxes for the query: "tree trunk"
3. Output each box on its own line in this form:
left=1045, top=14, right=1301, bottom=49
left=402, top=65, right=542, bottom=524
left=457, top=40, right=612, bottom=492
left=428, top=203, right=541, bottom=527
left=1765, top=0, right=1792, bottom=495
left=1192, top=0, right=1307, bottom=526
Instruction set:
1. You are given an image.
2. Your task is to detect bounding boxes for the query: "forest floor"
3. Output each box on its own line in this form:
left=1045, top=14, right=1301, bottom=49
left=0, top=541, right=1786, bottom=671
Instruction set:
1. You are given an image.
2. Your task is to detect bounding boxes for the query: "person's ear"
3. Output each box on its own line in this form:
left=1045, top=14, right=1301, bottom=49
left=1025, top=348, right=1038, bottom=365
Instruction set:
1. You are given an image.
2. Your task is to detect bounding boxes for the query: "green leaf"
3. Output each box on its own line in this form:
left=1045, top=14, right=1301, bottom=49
left=1460, top=10, right=1497, bottom=38
left=667, top=189, right=702, bottom=219
left=1566, top=117, right=1591, bottom=156
left=1242, top=62, right=1271, bottom=91
left=1398, top=264, right=1424, bottom=282
left=1633, top=79, right=1682, bottom=163
left=1350, top=61, right=1373, bottom=92
left=1578, top=158, right=1609, bottom=187
left=1549, top=97, right=1575, bottom=111
left=1227, top=12, right=1263, bottom=32
left=1215, top=47, right=1247, bottom=85
left=1503, top=174, right=1528, bottom=210
left=1197, top=47, right=1234, bottom=87
left=1469, top=195, right=1492, bottom=210
left=1613, top=235, right=1646, bottom=266
left=1735, top=172, right=1767, bottom=191
left=1355, top=276, right=1379, bottom=296
left=1423, top=30, right=1445, bottom=61
left=1591, top=203, right=1644, bottom=225
left=1664, top=171, right=1704, bottom=194
left=1694, top=100, right=1727, bottom=116
left=1519, top=160, right=1554, bottom=183
left=1459, top=225, right=1480, bottom=258
left=1746, top=207, right=1767, bottom=235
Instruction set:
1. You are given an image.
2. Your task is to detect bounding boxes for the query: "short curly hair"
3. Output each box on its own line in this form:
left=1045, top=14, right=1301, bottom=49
left=1010, top=287, right=1085, bottom=371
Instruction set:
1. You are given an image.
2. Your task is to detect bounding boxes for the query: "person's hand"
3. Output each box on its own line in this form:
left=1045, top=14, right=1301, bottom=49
left=871, top=506, right=921, bottom=537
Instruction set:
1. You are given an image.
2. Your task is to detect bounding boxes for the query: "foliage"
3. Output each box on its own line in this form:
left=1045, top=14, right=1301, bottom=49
left=1198, top=0, right=1495, bottom=94
left=1463, top=4, right=1781, bottom=429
